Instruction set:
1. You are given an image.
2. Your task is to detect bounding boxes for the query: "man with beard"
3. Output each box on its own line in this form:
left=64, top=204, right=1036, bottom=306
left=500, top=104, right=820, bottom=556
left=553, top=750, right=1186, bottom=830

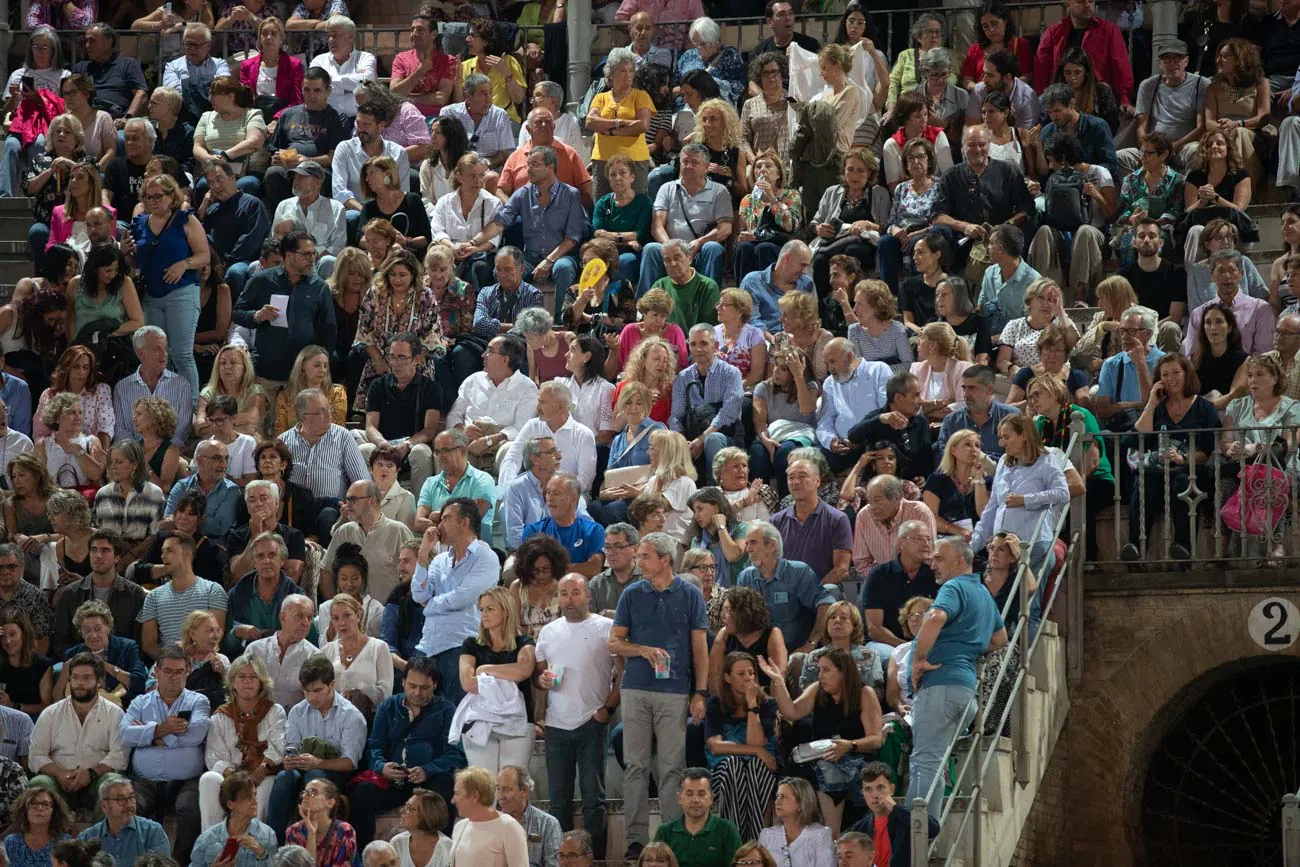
left=815, top=338, right=891, bottom=473
left=224, top=532, right=314, bottom=657
left=79, top=775, right=171, bottom=864
left=28, top=652, right=128, bottom=810
left=264, top=69, right=352, bottom=210
left=331, top=101, right=410, bottom=241
left=380, top=540, right=423, bottom=677
left=1120, top=217, right=1187, bottom=353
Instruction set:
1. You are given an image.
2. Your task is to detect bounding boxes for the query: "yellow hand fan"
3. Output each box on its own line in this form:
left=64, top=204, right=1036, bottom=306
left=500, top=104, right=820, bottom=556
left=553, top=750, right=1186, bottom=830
left=578, top=257, right=608, bottom=291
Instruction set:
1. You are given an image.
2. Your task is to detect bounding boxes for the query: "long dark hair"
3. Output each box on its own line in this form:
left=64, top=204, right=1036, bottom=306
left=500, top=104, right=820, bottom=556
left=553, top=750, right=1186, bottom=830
left=1193, top=301, right=1243, bottom=369
left=82, top=244, right=129, bottom=298
left=40, top=243, right=79, bottom=288
left=572, top=333, right=607, bottom=383
left=679, top=68, right=721, bottom=104
left=832, top=0, right=875, bottom=45
left=813, top=646, right=863, bottom=719
left=15, top=286, right=67, bottom=359
left=975, top=0, right=1019, bottom=48
left=431, top=115, right=469, bottom=172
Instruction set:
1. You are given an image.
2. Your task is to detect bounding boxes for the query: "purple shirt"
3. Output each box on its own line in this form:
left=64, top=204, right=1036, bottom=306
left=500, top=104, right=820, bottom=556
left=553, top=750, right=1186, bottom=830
left=382, top=101, right=433, bottom=148
left=1183, top=292, right=1276, bottom=356
left=770, top=499, right=853, bottom=583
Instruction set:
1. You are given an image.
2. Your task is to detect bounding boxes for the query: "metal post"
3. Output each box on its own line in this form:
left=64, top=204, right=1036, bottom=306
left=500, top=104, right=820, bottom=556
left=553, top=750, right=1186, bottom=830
left=1013, top=560, right=1030, bottom=786
left=910, top=798, right=930, bottom=867
left=1067, top=412, right=1085, bottom=687
left=1149, top=0, right=1179, bottom=77
left=565, top=0, right=593, bottom=114
left=1284, top=792, right=1299, bottom=867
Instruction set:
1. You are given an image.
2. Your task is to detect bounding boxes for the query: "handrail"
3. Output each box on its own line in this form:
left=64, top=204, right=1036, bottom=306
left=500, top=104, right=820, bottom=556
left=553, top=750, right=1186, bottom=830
left=1284, top=790, right=1300, bottom=867
left=909, top=414, right=1085, bottom=866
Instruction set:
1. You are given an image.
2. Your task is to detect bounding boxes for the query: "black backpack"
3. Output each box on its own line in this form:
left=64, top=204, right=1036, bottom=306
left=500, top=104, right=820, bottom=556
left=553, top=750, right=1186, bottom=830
left=1042, top=166, right=1090, bottom=232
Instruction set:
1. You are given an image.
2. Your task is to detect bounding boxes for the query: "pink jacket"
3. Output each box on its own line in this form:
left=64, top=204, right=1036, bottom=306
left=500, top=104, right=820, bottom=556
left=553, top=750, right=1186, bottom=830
left=239, top=53, right=305, bottom=117
left=1033, top=15, right=1134, bottom=104
left=47, top=202, right=117, bottom=251
left=909, top=356, right=973, bottom=407
left=10, top=90, right=63, bottom=149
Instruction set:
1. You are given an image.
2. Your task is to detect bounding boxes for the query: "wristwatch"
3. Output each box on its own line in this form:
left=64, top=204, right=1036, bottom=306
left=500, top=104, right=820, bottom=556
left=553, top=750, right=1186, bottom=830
left=747, top=705, right=761, bottom=714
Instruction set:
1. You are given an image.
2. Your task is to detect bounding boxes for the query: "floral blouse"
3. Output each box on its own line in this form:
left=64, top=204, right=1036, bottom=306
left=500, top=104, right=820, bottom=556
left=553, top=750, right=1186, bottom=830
left=1114, top=164, right=1185, bottom=252
left=740, top=94, right=792, bottom=168
left=888, top=178, right=940, bottom=230
left=26, top=153, right=97, bottom=225
left=353, top=286, right=445, bottom=412
left=286, top=820, right=356, bottom=867
left=216, top=0, right=277, bottom=56
left=676, top=46, right=747, bottom=107
left=273, top=383, right=348, bottom=436
left=432, top=278, right=477, bottom=339
left=34, top=383, right=114, bottom=441
left=715, top=323, right=766, bottom=381
left=738, top=187, right=802, bottom=233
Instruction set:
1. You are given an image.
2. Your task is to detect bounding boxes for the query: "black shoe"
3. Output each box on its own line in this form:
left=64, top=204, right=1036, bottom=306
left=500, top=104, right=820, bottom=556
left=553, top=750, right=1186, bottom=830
left=625, top=843, right=644, bottom=861
left=1120, top=543, right=1140, bottom=561
left=1170, top=543, right=1191, bottom=560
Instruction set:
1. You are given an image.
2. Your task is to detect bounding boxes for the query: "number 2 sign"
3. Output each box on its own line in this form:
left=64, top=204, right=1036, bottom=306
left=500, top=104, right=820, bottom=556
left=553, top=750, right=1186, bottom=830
left=1249, top=598, right=1300, bottom=651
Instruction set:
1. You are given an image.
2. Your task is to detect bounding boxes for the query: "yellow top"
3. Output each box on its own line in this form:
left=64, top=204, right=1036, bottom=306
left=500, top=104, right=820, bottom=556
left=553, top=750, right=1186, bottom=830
left=589, top=88, right=655, bottom=162
left=273, top=383, right=348, bottom=436
left=461, top=55, right=526, bottom=123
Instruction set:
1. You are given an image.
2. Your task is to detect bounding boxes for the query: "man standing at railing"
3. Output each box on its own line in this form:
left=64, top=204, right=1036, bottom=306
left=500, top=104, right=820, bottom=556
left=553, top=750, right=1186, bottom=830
left=908, top=535, right=1006, bottom=819
left=751, top=1, right=820, bottom=60
left=1033, top=0, right=1134, bottom=107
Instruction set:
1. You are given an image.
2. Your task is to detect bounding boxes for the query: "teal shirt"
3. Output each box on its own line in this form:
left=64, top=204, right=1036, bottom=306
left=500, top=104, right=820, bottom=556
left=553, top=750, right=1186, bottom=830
left=653, top=815, right=742, bottom=867
left=417, top=465, right=497, bottom=539
left=593, top=191, right=653, bottom=245
left=921, top=572, right=1004, bottom=691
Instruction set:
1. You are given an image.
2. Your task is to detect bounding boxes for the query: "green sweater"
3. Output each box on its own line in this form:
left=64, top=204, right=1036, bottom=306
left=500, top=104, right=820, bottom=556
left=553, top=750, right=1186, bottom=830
left=653, top=815, right=742, bottom=867
left=656, top=271, right=720, bottom=333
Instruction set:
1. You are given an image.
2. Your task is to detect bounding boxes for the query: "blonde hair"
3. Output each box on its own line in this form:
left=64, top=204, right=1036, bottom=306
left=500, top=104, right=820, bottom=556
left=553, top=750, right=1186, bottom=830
left=64, top=162, right=103, bottom=221
left=1095, top=275, right=1137, bottom=319
left=360, top=155, right=402, bottom=199
left=624, top=337, right=677, bottom=400
left=778, top=290, right=820, bottom=334
left=424, top=244, right=454, bottom=275
left=615, top=380, right=651, bottom=425
left=451, top=151, right=488, bottom=189
left=328, top=591, right=365, bottom=622
left=938, top=428, right=980, bottom=476
left=204, top=344, right=256, bottom=402
left=327, top=247, right=372, bottom=301
left=899, top=596, right=933, bottom=640
left=920, top=320, right=966, bottom=361
left=476, top=586, right=520, bottom=652
left=1022, top=277, right=1057, bottom=309
left=637, top=287, right=675, bottom=318
left=999, top=414, right=1045, bottom=466
left=718, top=287, right=753, bottom=320
left=223, top=653, right=274, bottom=703
left=286, top=344, right=335, bottom=403
left=181, top=610, right=219, bottom=655
left=688, top=98, right=742, bottom=149
left=134, top=396, right=178, bottom=441
left=143, top=172, right=188, bottom=210
left=649, top=429, right=697, bottom=486
left=1027, top=373, right=1069, bottom=408
left=824, top=600, right=864, bottom=643
left=48, top=113, right=85, bottom=153
left=456, top=767, right=496, bottom=807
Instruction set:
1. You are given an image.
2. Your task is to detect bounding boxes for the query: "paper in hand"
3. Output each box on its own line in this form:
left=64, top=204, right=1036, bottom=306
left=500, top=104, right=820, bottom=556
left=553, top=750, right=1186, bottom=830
left=269, top=294, right=290, bottom=328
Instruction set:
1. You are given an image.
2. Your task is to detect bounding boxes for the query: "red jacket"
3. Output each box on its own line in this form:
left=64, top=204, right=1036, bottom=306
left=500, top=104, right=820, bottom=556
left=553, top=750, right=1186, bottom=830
left=1033, top=15, right=1134, bottom=104
left=238, top=53, right=305, bottom=119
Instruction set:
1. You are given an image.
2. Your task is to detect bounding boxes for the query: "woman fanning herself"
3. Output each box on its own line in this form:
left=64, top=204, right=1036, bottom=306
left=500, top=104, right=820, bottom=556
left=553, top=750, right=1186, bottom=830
left=759, top=649, right=883, bottom=838
left=703, top=651, right=779, bottom=842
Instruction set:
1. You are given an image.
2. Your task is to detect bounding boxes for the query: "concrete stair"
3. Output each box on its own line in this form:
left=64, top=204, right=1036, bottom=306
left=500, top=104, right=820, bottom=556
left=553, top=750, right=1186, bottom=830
left=0, top=196, right=32, bottom=300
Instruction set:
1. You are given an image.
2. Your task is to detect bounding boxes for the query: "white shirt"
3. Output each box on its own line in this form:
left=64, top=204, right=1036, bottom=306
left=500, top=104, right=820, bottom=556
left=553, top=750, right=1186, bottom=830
left=421, top=160, right=454, bottom=204
left=757, top=824, right=837, bottom=867
left=332, top=138, right=411, bottom=205
left=28, top=696, right=128, bottom=775
left=274, top=194, right=348, bottom=257
left=0, top=428, right=34, bottom=488
left=204, top=702, right=286, bottom=773
left=534, top=614, right=614, bottom=731
left=308, top=49, right=378, bottom=116
left=317, top=594, right=384, bottom=640
left=430, top=188, right=501, bottom=247
left=518, top=112, right=586, bottom=161
left=447, top=370, right=539, bottom=441
left=225, top=432, right=256, bottom=480
left=392, top=831, right=452, bottom=867
left=646, top=474, right=696, bottom=543
left=320, top=635, right=394, bottom=705
left=497, top=413, right=598, bottom=495
left=562, top=376, right=617, bottom=435
left=245, top=633, right=319, bottom=708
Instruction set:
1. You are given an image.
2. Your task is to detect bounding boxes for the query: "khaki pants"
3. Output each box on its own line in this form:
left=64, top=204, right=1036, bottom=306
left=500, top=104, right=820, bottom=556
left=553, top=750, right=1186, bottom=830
left=1027, top=224, right=1107, bottom=305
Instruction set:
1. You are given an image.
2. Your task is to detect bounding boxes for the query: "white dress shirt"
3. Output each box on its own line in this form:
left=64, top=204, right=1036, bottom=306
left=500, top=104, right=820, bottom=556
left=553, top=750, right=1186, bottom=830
left=430, top=188, right=501, bottom=246
left=273, top=194, right=347, bottom=256
left=562, top=376, right=617, bottom=435
left=308, top=49, right=378, bottom=116
left=28, top=696, right=128, bottom=775
left=332, top=138, right=411, bottom=205
left=447, top=370, right=539, bottom=441
left=497, top=413, right=598, bottom=494
left=320, top=635, right=395, bottom=705
left=204, top=702, right=287, bottom=773
left=245, top=634, right=319, bottom=708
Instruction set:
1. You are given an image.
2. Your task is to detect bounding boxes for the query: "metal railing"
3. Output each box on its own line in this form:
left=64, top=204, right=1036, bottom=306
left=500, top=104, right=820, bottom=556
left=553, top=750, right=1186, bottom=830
left=908, top=415, right=1084, bottom=867
left=1285, top=790, right=1300, bottom=867
left=1087, top=422, right=1300, bottom=567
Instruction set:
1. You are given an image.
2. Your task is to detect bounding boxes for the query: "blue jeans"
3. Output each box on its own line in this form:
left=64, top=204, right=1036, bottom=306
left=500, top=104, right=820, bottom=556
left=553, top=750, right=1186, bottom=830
left=876, top=231, right=909, bottom=293
left=523, top=251, right=578, bottom=321
left=748, top=438, right=803, bottom=499
left=0, top=134, right=42, bottom=198
left=143, top=282, right=201, bottom=400
left=434, top=645, right=465, bottom=705
left=647, top=163, right=676, bottom=202
left=546, top=717, right=609, bottom=858
left=225, top=261, right=252, bottom=298
left=193, top=174, right=262, bottom=205
left=637, top=241, right=725, bottom=297
left=698, top=431, right=731, bottom=484
left=734, top=240, right=781, bottom=283
left=616, top=250, right=640, bottom=286
left=267, top=768, right=353, bottom=843
left=908, top=683, right=976, bottom=818
left=345, top=208, right=363, bottom=245
left=28, top=223, right=49, bottom=273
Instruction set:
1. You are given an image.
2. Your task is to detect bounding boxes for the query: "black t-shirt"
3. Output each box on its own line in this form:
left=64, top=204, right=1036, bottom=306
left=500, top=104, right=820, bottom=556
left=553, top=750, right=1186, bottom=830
left=934, top=160, right=1035, bottom=227
left=268, top=104, right=354, bottom=159
left=899, top=276, right=937, bottom=326
left=1121, top=260, right=1187, bottom=321
left=862, top=559, right=940, bottom=640
left=0, top=654, right=50, bottom=707
left=922, top=471, right=991, bottom=527
left=366, top=373, right=443, bottom=441
left=461, top=634, right=535, bottom=720
left=1013, top=365, right=1089, bottom=396
left=105, top=156, right=149, bottom=217
left=226, top=522, right=307, bottom=563
left=360, top=193, right=433, bottom=255
left=949, top=312, right=993, bottom=360
left=753, top=32, right=822, bottom=57
left=1197, top=347, right=1248, bottom=397
left=1185, top=167, right=1248, bottom=203
left=74, top=54, right=147, bottom=117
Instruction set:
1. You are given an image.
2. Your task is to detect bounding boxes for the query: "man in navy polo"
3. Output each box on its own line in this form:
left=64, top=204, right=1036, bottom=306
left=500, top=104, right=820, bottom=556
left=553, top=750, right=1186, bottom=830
left=521, top=473, right=605, bottom=578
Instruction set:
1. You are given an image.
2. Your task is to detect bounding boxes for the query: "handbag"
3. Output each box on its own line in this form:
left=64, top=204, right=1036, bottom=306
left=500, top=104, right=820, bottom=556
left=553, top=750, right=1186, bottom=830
left=602, top=464, right=651, bottom=490
left=683, top=378, right=720, bottom=441
left=751, top=206, right=791, bottom=246
left=1222, top=460, right=1291, bottom=534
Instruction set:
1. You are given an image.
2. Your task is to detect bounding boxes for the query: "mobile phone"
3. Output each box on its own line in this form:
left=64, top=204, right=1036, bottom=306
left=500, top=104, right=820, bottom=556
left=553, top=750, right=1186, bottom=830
left=285, top=747, right=299, bottom=757
left=218, top=838, right=240, bottom=861
left=177, top=710, right=193, bottom=721
left=20, top=76, right=34, bottom=92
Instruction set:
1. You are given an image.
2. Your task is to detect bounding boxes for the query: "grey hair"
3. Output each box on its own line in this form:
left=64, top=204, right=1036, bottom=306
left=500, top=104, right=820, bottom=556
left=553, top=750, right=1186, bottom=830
left=1209, top=247, right=1244, bottom=270
left=0, top=543, right=21, bottom=563
left=515, top=306, right=555, bottom=337
left=361, top=842, right=397, bottom=867
left=522, top=435, right=556, bottom=466
left=867, top=474, right=904, bottom=502
left=528, top=144, right=558, bottom=171
left=746, top=520, right=784, bottom=559
left=897, top=519, right=930, bottom=542
left=787, top=446, right=829, bottom=481
left=47, top=489, right=92, bottom=530
left=245, top=479, right=282, bottom=506
left=688, top=16, right=721, bottom=44
left=919, top=47, right=951, bottom=73
left=605, top=523, right=640, bottom=545
left=561, top=831, right=593, bottom=857
left=325, top=14, right=356, bottom=33
left=501, top=764, right=534, bottom=791
left=606, top=46, right=639, bottom=72
left=294, top=387, right=327, bottom=418
left=496, top=246, right=525, bottom=268
left=778, top=239, right=811, bottom=266
left=533, top=80, right=564, bottom=105
left=464, top=73, right=491, bottom=96
left=662, top=238, right=692, bottom=259
left=910, top=12, right=944, bottom=41
left=712, top=446, right=747, bottom=481
left=937, top=535, right=975, bottom=568
left=549, top=471, right=582, bottom=499
left=825, top=336, right=858, bottom=361
left=132, top=324, right=166, bottom=350
left=640, top=531, right=678, bottom=560
left=1120, top=304, right=1158, bottom=332
left=251, top=531, right=289, bottom=561
left=124, top=116, right=156, bottom=143
left=152, top=86, right=182, bottom=113
left=281, top=593, right=316, bottom=615
left=1041, top=82, right=1075, bottom=108
left=437, top=427, right=471, bottom=449
left=538, top=380, right=574, bottom=411
left=272, top=846, right=317, bottom=867
left=680, top=141, right=711, bottom=162
left=184, top=22, right=212, bottom=42
left=688, top=323, right=717, bottom=342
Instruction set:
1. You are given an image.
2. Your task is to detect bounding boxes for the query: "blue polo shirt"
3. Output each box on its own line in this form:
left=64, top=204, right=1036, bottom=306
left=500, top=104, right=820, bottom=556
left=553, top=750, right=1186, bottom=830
left=164, top=474, right=241, bottom=544
left=521, top=514, right=605, bottom=566
left=614, top=576, right=707, bottom=694
left=735, top=559, right=835, bottom=650
left=921, top=572, right=1004, bottom=691
left=80, top=816, right=171, bottom=866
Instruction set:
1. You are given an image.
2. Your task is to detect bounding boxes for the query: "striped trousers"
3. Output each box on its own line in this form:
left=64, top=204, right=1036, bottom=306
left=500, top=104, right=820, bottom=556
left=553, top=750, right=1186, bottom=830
left=710, top=754, right=777, bottom=842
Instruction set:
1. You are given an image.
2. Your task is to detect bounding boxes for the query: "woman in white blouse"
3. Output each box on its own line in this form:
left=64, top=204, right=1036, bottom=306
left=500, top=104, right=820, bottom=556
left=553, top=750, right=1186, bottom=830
left=422, top=116, right=469, bottom=205
left=756, top=778, right=837, bottom=867
left=316, top=544, right=385, bottom=639
left=390, top=788, right=453, bottom=867
left=199, top=655, right=285, bottom=827
left=645, top=430, right=699, bottom=543
left=431, top=153, right=499, bottom=290
left=449, top=767, right=528, bottom=867
left=561, top=333, right=616, bottom=450
left=321, top=592, right=393, bottom=713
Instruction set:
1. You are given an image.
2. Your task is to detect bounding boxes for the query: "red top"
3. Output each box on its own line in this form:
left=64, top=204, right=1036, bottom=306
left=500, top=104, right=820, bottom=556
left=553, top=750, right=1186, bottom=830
left=873, top=815, right=892, bottom=867
left=612, top=377, right=671, bottom=424
left=390, top=48, right=459, bottom=117
left=890, top=124, right=944, bottom=149
left=1033, top=15, right=1134, bottom=103
left=959, top=36, right=1034, bottom=84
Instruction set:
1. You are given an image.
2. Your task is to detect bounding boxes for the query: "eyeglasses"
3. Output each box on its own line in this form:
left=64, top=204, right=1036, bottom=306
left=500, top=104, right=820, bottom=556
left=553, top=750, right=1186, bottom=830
left=142, top=193, right=166, bottom=202
left=29, top=801, right=54, bottom=810
left=605, top=542, right=636, bottom=550
left=104, top=794, right=137, bottom=803
left=344, top=494, right=373, bottom=503
left=433, top=446, right=464, bottom=455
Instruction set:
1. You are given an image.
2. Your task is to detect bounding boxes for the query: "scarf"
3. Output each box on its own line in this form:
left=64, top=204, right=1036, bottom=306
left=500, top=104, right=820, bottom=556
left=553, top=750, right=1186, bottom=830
left=218, top=698, right=275, bottom=769
left=890, top=123, right=943, bottom=149
left=1037, top=404, right=1072, bottom=450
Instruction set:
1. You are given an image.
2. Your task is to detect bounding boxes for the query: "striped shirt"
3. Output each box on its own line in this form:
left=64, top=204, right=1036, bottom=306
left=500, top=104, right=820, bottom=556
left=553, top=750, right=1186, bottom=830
left=92, top=481, right=166, bottom=544
left=440, top=101, right=515, bottom=158
left=0, top=705, right=32, bottom=761
left=851, top=499, right=937, bottom=578
left=112, top=368, right=193, bottom=446
left=278, top=423, right=370, bottom=501
left=135, top=576, right=228, bottom=646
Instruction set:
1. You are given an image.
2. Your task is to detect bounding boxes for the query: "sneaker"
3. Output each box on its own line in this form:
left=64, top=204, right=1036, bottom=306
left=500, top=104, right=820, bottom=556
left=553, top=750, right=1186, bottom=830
left=625, top=843, right=644, bottom=861
left=1120, top=543, right=1140, bottom=561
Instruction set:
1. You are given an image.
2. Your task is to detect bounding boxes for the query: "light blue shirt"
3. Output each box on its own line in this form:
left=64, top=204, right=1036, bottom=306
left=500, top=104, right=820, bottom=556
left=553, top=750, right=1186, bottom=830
left=936, top=401, right=1021, bottom=458
left=971, top=453, right=1071, bottom=551
left=285, top=691, right=368, bottom=766
left=165, top=474, right=241, bottom=543
left=740, top=265, right=816, bottom=333
left=79, top=817, right=171, bottom=867
left=503, top=472, right=589, bottom=550
left=1097, top=346, right=1164, bottom=404
left=412, top=539, right=501, bottom=657
left=119, top=688, right=209, bottom=780
left=977, top=259, right=1040, bottom=334
left=113, top=367, right=193, bottom=446
left=816, top=359, right=891, bottom=448
left=190, top=818, right=277, bottom=867
left=0, top=374, right=31, bottom=438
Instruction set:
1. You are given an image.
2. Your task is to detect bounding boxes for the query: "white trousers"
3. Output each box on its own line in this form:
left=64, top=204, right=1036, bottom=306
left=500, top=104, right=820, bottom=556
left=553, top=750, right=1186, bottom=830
left=198, top=771, right=275, bottom=829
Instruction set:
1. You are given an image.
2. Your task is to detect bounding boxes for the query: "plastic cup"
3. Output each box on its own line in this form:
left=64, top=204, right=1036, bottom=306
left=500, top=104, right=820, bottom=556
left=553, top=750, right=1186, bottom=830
left=550, top=664, right=565, bottom=688
left=653, top=653, right=670, bottom=679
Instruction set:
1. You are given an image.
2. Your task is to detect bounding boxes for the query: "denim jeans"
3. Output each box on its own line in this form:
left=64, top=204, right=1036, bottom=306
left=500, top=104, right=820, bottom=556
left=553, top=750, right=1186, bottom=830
left=908, top=683, right=976, bottom=818
left=28, top=222, right=49, bottom=273
left=225, top=261, right=252, bottom=298
left=637, top=241, right=725, bottom=297
left=546, top=717, right=609, bottom=857
left=0, top=134, right=42, bottom=198
left=143, top=282, right=201, bottom=400
left=267, top=768, right=354, bottom=843
left=748, top=438, right=804, bottom=498
left=434, top=645, right=466, bottom=705
left=523, top=250, right=578, bottom=321
left=616, top=250, right=640, bottom=286
left=646, top=163, right=676, bottom=202
left=699, top=431, right=730, bottom=484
